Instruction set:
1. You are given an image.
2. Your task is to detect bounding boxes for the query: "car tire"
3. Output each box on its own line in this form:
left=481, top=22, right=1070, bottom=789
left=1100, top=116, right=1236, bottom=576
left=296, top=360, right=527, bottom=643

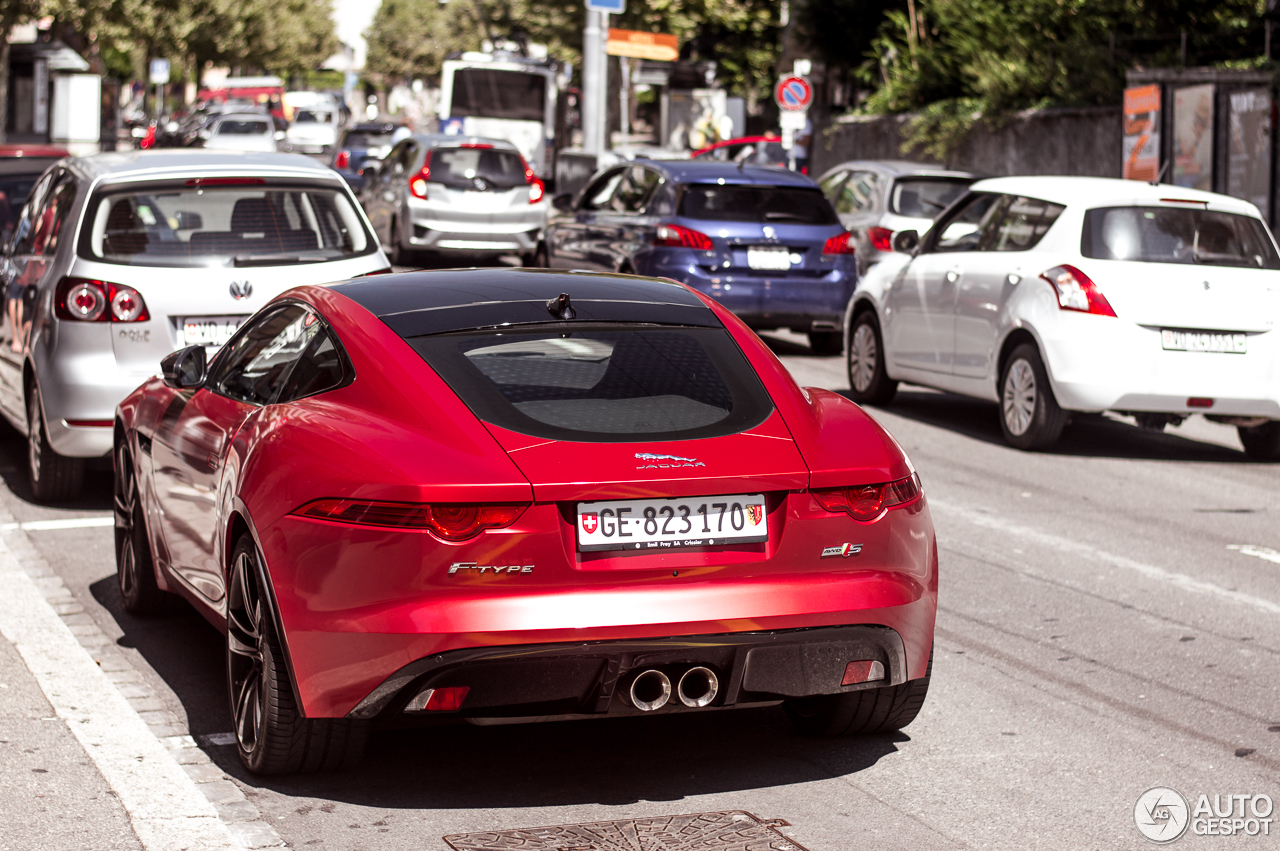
left=27, top=384, right=84, bottom=503
left=998, top=343, right=1067, bottom=450
left=808, top=331, right=843, bottom=356
left=784, top=650, right=931, bottom=736
left=114, top=440, right=167, bottom=615
left=522, top=242, right=548, bottom=268
left=846, top=311, right=898, bottom=405
left=1238, top=420, right=1280, bottom=461
left=389, top=218, right=414, bottom=268
left=227, top=535, right=367, bottom=775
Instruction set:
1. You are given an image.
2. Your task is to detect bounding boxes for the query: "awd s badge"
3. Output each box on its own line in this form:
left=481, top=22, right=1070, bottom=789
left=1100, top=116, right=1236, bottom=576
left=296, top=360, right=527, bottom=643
left=821, top=543, right=863, bottom=558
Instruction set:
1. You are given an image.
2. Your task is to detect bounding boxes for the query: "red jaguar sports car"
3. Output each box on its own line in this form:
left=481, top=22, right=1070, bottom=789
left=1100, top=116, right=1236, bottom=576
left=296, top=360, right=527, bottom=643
left=114, top=269, right=937, bottom=774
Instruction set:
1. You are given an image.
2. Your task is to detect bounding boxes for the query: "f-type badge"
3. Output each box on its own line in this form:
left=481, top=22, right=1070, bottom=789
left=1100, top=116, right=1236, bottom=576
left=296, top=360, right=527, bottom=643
left=229, top=280, right=253, bottom=300
left=635, top=452, right=706, bottom=469
left=821, top=543, right=863, bottom=558
left=448, top=562, right=533, bottom=574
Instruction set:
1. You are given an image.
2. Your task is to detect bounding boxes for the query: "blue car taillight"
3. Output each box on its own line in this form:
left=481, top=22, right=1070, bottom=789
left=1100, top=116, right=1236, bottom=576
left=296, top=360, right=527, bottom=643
left=655, top=223, right=713, bottom=249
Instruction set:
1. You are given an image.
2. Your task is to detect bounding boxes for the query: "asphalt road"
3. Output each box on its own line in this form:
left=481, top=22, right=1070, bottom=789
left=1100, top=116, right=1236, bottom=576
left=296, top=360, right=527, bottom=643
left=0, top=330, right=1277, bottom=850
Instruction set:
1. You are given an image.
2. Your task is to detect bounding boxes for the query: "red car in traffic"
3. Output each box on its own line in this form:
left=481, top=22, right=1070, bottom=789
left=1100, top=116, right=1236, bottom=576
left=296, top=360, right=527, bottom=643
left=114, top=269, right=937, bottom=774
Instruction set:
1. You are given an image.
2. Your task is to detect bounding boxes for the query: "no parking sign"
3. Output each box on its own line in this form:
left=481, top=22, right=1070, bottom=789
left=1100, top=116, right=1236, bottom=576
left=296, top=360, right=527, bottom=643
left=774, top=75, right=812, bottom=112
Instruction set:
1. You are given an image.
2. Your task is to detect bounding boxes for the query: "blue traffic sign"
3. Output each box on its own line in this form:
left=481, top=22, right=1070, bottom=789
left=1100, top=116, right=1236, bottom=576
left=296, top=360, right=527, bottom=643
left=587, top=0, right=626, bottom=11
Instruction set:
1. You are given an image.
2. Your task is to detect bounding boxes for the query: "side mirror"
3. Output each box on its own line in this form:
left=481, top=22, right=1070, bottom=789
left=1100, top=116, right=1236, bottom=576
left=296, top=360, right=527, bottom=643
left=552, top=193, right=575, bottom=213
left=892, top=229, right=920, bottom=253
left=161, top=345, right=207, bottom=389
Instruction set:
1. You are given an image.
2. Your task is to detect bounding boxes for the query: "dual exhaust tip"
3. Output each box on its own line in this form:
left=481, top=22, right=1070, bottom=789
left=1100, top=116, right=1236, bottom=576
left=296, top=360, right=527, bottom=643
left=628, top=667, right=719, bottom=711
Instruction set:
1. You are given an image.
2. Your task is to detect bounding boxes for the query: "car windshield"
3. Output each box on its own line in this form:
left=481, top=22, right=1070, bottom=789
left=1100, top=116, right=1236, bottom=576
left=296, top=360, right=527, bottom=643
left=293, top=110, right=332, bottom=124
left=429, top=147, right=527, bottom=190
left=78, top=181, right=375, bottom=268
left=342, top=130, right=395, bottom=149
left=890, top=178, right=974, bottom=218
left=1081, top=206, right=1280, bottom=269
left=450, top=69, right=546, bottom=122
left=217, top=119, right=270, bottom=135
left=409, top=326, right=774, bottom=442
left=678, top=184, right=838, bottom=224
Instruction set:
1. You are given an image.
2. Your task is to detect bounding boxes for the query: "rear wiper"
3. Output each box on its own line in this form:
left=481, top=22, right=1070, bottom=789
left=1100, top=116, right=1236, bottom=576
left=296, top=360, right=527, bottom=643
left=233, top=255, right=325, bottom=267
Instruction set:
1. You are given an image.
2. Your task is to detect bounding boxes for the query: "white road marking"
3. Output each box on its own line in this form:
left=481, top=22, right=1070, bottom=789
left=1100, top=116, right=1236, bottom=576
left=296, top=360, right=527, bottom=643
left=0, top=516, right=114, bottom=531
left=1228, top=544, right=1280, bottom=565
left=930, top=499, right=1280, bottom=616
left=0, top=538, right=245, bottom=850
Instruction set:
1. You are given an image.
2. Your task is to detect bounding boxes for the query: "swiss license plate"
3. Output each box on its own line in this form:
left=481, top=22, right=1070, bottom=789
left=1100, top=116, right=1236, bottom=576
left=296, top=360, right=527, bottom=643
left=1160, top=328, right=1247, bottom=354
left=182, top=316, right=245, bottom=348
left=746, top=246, right=792, bottom=270
left=577, top=493, right=768, bottom=552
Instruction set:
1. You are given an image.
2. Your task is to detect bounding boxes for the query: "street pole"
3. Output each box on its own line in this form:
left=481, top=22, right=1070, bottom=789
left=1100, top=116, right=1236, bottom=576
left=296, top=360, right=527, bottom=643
left=582, top=9, right=604, bottom=153
left=619, top=56, right=630, bottom=143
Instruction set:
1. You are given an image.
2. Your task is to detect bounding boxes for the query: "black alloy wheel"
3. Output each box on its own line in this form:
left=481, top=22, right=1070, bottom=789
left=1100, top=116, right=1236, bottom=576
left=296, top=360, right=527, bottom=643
left=998, top=343, right=1067, bottom=450
left=784, top=650, right=932, bottom=736
left=1238, top=420, right=1280, bottom=461
left=846, top=311, right=898, bottom=405
left=226, top=535, right=367, bottom=775
left=27, top=382, right=84, bottom=502
left=114, top=441, right=166, bottom=614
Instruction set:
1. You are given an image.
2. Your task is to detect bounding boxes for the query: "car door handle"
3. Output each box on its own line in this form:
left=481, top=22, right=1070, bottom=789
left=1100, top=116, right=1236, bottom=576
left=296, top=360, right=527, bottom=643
left=945, top=270, right=960, bottom=283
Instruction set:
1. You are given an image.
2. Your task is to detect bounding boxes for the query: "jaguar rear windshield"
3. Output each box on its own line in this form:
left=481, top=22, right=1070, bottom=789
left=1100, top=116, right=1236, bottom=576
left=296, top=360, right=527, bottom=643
left=678, top=184, right=838, bottom=224
left=410, top=325, right=774, bottom=442
left=77, top=181, right=377, bottom=268
left=1081, top=206, right=1280, bottom=269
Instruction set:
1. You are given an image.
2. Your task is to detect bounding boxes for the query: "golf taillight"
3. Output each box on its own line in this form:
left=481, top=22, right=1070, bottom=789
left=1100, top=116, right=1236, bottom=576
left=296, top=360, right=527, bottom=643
left=867, top=226, right=894, bottom=252
left=409, top=151, right=433, bottom=200
left=822, top=231, right=857, bottom=255
left=294, top=499, right=528, bottom=541
left=1041, top=264, right=1116, bottom=316
left=811, top=473, right=922, bottom=521
left=654, top=223, right=713, bottom=249
left=55, top=277, right=149, bottom=323
left=334, top=150, right=350, bottom=169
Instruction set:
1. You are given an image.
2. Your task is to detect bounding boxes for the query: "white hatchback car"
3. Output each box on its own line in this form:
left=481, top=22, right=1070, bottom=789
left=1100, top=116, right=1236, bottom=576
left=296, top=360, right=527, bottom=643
left=844, top=176, right=1280, bottom=458
left=0, top=150, right=389, bottom=500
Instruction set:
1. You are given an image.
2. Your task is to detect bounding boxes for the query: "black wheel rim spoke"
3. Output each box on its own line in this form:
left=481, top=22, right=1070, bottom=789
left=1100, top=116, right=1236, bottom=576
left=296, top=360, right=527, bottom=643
left=228, top=551, right=267, bottom=753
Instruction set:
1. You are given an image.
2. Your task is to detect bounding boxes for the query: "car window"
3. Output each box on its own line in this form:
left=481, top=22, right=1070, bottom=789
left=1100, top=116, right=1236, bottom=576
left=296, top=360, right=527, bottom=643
left=78, top=180, right=374, bottom=268
left=977, top=196, right=1066, bottom=252
left=217, top=119, right=270, bottom=135
left=10, top=171, right=55, bottom=255
left=890, top=178, right=974, bottom=218
left=608, top=166, right=661, bottom=214
left=580, top=168, right=627, bottom=211
left=31, top=173, right=76, bottom=258
left=834, top=171, right=878, bottom=215
left=678, top=184, right=838, bottom=225
left=410, top=326, right=774, bottom=443
left=1081, top=206, right=1280, bottom=269
left=924, top=193, right=1000, bottom=253
left=208, top=305, right=318, bottom=405
left=818, top=169, right=849, bottom=199
left=276, top=324, right=347, bottom=402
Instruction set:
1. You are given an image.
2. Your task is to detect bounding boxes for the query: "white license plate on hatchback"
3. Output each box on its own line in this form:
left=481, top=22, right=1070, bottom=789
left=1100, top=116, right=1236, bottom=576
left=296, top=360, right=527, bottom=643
left=746, top=246, right=792, bottom=270
left=1160, top=329, right=1247, bottom=354
left=577, top=494, right=767, bottom=552
left=182, top=316, right=245, bottom=348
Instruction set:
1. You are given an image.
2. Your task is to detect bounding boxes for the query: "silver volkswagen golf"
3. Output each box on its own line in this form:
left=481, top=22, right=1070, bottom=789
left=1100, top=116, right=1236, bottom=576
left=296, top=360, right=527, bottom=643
left=0, top=150, right=389, bottom=500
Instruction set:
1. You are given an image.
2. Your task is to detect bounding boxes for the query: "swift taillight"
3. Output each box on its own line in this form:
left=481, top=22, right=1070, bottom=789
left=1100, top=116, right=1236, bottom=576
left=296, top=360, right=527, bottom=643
left=55, top=278, right=149, bottom=323
left=811, top=473, right=922, bottom=521
left=409, top=151, right=434, bottom=200
left=293, top=499, right=528, bottom=541
left=1040, top=264, right=1116, bottom=316
left=520, top=156, right=545, bottom=204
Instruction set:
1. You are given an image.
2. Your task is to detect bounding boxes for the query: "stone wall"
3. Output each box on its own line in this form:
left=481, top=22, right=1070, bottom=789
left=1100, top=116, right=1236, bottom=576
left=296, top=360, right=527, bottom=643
left=811, top=106, right=1123, bottom=179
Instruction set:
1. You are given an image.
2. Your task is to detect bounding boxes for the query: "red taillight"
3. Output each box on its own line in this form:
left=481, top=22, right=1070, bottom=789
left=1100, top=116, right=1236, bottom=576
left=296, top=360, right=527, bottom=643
left=1040, top=264, right=1116, bottom=317
left=519, top=155, right=545, bottom=204
left=459, top=143, right=494, bottom=149
left=1187, top=397, right=1214, bottom=408
left=294, top=499, right=528, bottom=541
left=811, top=473, right=922, bottom=521
left=822, top=231, right=856, bottom=255
left=654, top=223, right=713, bottom=249
left=866, top=226, right=893, bottom=252
left=55, top=278, right=149, bottom=323
left=335, top=150, right=350, bottom=169
left=409, top=151, right=433, bottom=200
left=65, top=419, right=114, bottom=428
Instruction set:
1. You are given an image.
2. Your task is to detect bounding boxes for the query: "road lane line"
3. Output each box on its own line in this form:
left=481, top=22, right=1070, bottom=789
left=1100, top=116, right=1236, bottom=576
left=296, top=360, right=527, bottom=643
left=0, top=516, right=115, bottom=531
left=0, top=537, right=245, bottom=851
left=1228, top=544, right=1280, bottom=565
left=929, top=498, right=1280, bottom=617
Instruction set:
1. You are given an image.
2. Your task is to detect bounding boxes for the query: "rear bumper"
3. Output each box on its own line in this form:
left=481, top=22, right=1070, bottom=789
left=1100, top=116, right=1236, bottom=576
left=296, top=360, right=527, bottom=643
left=347, top=624, right=911, bottom=721
left=409, top=224, right=541, bottom=253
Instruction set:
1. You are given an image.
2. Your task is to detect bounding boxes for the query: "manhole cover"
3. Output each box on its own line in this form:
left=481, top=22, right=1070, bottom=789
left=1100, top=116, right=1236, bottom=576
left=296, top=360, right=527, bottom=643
left=442, top=810, right=809, bottom=851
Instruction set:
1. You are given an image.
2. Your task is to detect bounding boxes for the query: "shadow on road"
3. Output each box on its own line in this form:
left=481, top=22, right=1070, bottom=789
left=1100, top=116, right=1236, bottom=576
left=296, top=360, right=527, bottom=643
left=858, top=387, right=1251, bottom=463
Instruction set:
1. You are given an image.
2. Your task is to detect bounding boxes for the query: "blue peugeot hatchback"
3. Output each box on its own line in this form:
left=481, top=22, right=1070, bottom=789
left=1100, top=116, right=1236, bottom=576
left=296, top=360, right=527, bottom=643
left=547, top=160, right=857, bottom=354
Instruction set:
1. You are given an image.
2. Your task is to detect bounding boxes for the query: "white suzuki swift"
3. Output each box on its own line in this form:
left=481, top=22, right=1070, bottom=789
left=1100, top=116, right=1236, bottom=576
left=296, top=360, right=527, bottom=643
left=844, top=176, right=1280, bottom=458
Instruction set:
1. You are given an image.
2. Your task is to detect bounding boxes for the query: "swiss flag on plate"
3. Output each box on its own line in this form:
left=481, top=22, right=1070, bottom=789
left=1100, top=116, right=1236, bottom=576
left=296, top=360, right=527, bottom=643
left=581, top=513, right=599, bottom=534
